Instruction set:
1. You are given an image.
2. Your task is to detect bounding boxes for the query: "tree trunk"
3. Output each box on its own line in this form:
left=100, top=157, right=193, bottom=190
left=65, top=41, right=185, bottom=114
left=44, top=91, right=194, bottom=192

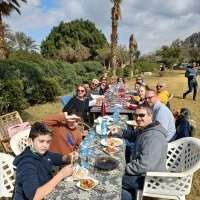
left=0, top=12, right=6, bottom=59
left=111, top=3, right=119, bottom=76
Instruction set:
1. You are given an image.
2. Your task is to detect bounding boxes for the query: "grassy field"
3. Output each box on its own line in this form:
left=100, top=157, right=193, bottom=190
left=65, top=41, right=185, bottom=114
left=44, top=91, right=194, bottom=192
left=11, top=70, right=200, bottom=199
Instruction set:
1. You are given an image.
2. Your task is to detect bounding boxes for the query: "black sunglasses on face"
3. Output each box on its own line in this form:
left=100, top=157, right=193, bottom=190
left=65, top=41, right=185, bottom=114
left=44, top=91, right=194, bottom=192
left=134, top=113, right=146, bottom=118
left=77, top=89, right=85, bottom=92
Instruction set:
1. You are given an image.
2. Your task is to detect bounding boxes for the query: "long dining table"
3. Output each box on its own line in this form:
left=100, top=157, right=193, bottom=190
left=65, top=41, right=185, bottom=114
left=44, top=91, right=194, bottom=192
left=47, top=132, right=126, bottom=200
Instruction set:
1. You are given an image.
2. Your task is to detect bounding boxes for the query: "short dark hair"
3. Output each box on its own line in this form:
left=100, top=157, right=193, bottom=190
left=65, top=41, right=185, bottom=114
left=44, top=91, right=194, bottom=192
left=29, top=122, right=52, bottom=140
left=136, top=105, right=153, bottom=116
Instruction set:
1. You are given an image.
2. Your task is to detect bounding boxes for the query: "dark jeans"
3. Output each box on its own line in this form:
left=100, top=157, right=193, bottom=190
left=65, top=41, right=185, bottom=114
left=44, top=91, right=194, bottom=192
left=125, top=139, right=135, bottom=163
left=121, top=175, right=145, bottom=200
left=183, top=79, right=198, bottom=100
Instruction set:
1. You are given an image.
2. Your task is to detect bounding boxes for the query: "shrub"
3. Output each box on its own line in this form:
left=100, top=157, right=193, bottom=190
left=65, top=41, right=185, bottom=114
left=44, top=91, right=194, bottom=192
left=0, top=80, right=27, bottom=115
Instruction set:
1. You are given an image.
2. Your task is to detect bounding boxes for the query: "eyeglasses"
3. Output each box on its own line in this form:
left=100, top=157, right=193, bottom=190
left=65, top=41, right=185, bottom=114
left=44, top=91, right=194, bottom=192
left=134, top=113, right=146, bottom=118
left=77, top=89, right=85, bottom=93
left=156, top=85, right=162, bottom=88
left=145, top=96, right=155, bottom=100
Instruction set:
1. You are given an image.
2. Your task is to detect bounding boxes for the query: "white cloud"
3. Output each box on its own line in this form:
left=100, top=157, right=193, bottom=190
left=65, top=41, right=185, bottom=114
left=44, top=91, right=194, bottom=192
left=4, top=0, right=200, bottom=54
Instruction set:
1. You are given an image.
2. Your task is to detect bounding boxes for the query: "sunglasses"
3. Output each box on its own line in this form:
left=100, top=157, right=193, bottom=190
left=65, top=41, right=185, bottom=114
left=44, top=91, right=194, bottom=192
left=145, top=96, right=155, bottom=100
left=77, top=89, right=85, bottom=92
left=156, top=85, right=163, bottom=88
left=134, top=113, right=146, bottom=118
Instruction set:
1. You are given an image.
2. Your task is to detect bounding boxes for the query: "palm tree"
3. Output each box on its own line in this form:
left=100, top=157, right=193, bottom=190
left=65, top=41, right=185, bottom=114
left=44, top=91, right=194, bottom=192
left=110, top=0, right=122, bottom=75
left=7, top=31, right=38, bottom=52
left=0, top=0, right=27, bottom=59
left=129, top=33, right=138, bottom=65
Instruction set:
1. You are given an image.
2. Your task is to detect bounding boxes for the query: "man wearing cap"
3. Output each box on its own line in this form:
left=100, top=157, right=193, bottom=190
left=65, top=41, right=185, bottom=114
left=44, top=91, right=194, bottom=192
left=43, top=113, right=82, bottom=155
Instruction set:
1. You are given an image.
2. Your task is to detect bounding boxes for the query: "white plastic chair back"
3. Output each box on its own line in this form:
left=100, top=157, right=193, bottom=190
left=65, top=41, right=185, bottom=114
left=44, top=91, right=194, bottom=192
left=10, top=128, right=30, bottom=155
left=0, top=153, right=15, bottom=198
left=142, top=137, right=200, bottom=200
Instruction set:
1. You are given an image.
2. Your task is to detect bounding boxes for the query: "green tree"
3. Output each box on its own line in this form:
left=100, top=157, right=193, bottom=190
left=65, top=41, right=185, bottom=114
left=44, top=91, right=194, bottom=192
left=0, top=0, right=27, bottom=59
left=41, top=19, right=108, bottom=62
left=156, top=45, right=181, bottom=68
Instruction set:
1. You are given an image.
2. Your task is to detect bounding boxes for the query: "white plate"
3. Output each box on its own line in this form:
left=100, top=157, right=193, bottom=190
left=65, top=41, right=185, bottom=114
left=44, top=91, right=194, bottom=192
left=126, top=120, right=137, bottom=126
left=76, top=177, right=98, bottom=191
left=100, top=138, right=123, bottom=147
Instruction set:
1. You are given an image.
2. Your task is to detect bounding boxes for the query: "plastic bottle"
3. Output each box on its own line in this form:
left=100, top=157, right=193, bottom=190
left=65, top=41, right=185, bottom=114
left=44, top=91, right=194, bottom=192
left=101, top=119, right=107, bottom=139
left=113, top=105, right=120, bottom=124
left=79, top=140, right=89, bottom=168
left=101, top=100, right=106, bottom=116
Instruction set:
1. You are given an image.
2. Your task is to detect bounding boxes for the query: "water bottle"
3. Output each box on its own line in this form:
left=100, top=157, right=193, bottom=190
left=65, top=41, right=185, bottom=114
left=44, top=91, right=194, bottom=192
left=113, top=105, right=120, bottom=124
left=79, top=140, right=89, bottom=168
left=101, top=119, right=107, bottom=139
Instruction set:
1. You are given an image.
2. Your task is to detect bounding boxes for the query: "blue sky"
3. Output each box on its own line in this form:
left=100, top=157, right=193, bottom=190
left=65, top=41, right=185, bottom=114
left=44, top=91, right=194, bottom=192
left=4, top=0, right=200, bottom=54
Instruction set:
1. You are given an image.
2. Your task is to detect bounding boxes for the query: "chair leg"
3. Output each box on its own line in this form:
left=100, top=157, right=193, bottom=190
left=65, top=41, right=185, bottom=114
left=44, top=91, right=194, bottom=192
left=178, top=196, right=185, bottom=200
left=136, top=190, right=143, bottom=200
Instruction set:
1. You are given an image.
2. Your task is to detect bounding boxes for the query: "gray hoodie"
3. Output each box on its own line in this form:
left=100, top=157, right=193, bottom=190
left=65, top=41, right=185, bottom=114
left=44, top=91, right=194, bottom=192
left=125, top=122, right=168, bottom=175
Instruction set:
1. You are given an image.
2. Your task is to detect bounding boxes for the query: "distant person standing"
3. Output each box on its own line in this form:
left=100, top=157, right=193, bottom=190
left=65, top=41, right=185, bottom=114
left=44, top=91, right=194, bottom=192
left=183, top=62, right=198, bottom=101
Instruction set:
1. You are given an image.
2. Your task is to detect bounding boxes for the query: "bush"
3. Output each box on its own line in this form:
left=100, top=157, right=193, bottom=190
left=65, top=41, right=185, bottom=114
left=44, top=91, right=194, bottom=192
left=0, top=80, right=27, bottom=115
left=0, top=55, right=104, bottom=114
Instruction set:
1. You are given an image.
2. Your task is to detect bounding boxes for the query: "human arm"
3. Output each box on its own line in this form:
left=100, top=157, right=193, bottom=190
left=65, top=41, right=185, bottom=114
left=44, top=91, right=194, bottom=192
left=43, top=113, right=65, bottom=127
left=33, top=164, right=73, bottom=200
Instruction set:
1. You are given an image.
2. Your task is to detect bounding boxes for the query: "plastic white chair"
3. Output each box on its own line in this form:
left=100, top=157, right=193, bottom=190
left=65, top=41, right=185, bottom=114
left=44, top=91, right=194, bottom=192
left=0, top=153, right=15, bottom=198
left=140, top=137, right=200, bottom=200
left=10, top=128, right=30, bottom=155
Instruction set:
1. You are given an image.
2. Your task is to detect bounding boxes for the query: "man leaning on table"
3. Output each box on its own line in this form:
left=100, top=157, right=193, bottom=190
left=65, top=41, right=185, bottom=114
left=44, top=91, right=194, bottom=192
left=111, top=106, right=168, bottom=200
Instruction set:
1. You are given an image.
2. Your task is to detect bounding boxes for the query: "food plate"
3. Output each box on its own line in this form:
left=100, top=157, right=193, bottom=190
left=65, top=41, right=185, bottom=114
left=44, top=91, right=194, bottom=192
left=95, top=156, right=119, bottom=170
left=76, top=177, right=98, bottom=191
left=126, top=120, right=137, bottom=126
left=100, top=138, right=123, bottom=147
left=103, top=146, right=119, bottom=155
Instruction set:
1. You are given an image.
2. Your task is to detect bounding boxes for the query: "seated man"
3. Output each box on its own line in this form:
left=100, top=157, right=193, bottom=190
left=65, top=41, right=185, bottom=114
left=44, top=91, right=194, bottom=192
left=13, top=122, right=74, bottom=200
left=111, top=106, right=168, bottom=200
left=43, top=113, right=82, bottom=155
left=145, top=89, right=176, bottom=142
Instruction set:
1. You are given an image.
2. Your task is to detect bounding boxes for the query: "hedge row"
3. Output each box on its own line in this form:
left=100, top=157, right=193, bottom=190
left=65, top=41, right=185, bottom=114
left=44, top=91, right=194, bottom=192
left=0, top=53, right=104, bottom=114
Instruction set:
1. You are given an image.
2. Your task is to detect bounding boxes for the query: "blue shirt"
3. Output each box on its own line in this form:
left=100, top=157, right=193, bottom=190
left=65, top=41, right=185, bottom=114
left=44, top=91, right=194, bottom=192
left=153, top=101, right=176, bottom=141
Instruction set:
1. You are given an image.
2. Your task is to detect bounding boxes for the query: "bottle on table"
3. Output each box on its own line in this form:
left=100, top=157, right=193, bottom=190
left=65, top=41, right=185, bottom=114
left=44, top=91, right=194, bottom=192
left=101, top=119, right=107, bottom=139
left=79, top=140, right=89, bottom=168
left=101, top=100, right=106, bottom=116
left=113, top=105, right=120, bottom=124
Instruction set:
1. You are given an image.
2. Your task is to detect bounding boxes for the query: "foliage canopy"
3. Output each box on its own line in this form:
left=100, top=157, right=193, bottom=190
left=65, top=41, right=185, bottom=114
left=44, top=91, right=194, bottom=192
left=41, top=19, right=108, bottom=62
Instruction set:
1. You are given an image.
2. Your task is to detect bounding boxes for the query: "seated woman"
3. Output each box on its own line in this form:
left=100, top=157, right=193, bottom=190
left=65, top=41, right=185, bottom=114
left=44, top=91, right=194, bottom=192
left=127, top=85, right=148, bottom=109
left=63, top=84, right=90, bottom=123
left=89, top=79, right=100, bottom=95
left=175, top=108, right=194, bottom=140
left=43, top=113, right=82, bottom=155
left=13, top=122, right=74, bottom=200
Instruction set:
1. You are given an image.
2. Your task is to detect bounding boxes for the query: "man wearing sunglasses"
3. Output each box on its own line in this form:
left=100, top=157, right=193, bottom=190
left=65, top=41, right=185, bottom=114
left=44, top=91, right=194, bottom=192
left=118, top=106, right=168, bottom=200
left=145, top=89, right=176, bottom=142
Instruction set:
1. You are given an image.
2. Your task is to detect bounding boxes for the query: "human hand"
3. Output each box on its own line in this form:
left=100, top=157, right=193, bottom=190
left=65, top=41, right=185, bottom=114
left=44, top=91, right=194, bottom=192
left=69, top=151, right=79, bottom=164
left=59, top=164, right=73, bottom=178
left=109, top=126, right=119, bottom=134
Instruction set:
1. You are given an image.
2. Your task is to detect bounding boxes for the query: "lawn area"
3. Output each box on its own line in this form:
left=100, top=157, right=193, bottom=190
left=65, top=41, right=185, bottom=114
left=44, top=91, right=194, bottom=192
left=13, top=70, right=200, bottom=199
